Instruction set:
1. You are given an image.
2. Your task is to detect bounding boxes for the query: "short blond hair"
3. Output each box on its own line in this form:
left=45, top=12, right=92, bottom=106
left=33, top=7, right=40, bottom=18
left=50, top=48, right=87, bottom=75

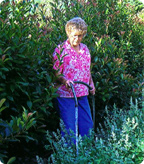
left=65, top=17, right=87, bottom=37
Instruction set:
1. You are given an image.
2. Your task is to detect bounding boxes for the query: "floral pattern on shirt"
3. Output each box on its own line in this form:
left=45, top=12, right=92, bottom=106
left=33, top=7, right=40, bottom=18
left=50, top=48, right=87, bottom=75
left=53, top=40, right=91, bottom=97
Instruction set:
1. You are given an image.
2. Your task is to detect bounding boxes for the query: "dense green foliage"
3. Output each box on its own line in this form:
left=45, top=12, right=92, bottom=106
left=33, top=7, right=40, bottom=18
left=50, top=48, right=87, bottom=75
left=0, top=1, right=57, bottom=163
left=37, top=99, right=144, bottom=164
left=0, top=0, right=144, bottom=163
left=48, top=0, right=144, bottom=116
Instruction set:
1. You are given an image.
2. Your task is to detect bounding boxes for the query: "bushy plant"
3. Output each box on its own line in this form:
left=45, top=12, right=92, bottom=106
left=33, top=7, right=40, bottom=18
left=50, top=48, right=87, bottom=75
left=37, top=99, right=144, bottom=164
left=0, top=98, right=37, bottom=163
left=0, top=0, right=57, bottom=113
left=0, top=0, right=58, bottom=162
left=47, top=0, right=144, bottom=124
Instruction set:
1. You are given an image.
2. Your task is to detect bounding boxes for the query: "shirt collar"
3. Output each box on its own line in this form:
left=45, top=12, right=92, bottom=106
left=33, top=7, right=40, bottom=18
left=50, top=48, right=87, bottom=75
left=64, top=39, right=71, bottom=50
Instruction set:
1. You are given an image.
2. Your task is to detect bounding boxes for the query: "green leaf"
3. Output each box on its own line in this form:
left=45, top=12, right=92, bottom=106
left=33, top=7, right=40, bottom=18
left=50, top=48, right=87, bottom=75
left=22, top=110, right=28, bottom=122
left=7, top=157, right=16, bottom=164
left=4, top=47, right=11, bottom=53
left=7, top=96, right=14, bottom=102
left=27, top=101, right=32, bottom=109
left=4, top=58, right=11, bottom=63
left=0, top=98, right=6, bottom=108
left=0, top=48, right=2, bottom=55
left=18, top=82, right=29, bottom=86
left=121, top=74, right=124, bottom=79
left=0, top=153, right=7, bottom=158
left=26, top=119, right=36, bottom=130
left=0, top=106, right=7, bottom=113
left=10, top=85, right=15, bottom=93
left=25, top=136, right=35, bottom=141
left=0, top=68, right=9, bottom=71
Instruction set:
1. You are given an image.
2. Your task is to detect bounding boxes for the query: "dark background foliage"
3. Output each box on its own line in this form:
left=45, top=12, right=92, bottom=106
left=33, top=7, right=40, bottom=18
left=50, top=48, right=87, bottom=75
left=0, top=0, right=143, bottom=163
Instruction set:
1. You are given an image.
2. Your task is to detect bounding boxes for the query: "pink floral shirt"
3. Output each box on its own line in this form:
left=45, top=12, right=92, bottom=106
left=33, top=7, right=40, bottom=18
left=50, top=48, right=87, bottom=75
left=53, top=40, right=91, bottom=97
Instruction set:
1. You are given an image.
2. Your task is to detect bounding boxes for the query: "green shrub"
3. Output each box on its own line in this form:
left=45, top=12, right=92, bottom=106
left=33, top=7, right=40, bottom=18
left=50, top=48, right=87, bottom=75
left=0, top=98, right=36, bottom=163
left=37, top=99, right=144, bottom=164
left=0, top=0, right=57, bottom=162
left=47, top=0, right=144, bottom=123
left=0, top=0, right=57, bottom=113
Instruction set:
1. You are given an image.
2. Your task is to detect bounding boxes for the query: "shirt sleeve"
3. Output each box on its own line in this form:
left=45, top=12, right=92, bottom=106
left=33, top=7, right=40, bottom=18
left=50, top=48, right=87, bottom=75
left=53, top=45, right=64, bottom=74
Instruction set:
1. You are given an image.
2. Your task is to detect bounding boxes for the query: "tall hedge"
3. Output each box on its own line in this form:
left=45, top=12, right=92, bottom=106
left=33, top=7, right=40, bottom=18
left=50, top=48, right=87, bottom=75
left=0, top=0, right=57, bottom=162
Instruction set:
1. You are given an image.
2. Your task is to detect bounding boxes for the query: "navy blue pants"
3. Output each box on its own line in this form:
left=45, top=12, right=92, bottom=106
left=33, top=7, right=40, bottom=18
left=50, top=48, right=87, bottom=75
left=54, top=96, right=93, bottom=138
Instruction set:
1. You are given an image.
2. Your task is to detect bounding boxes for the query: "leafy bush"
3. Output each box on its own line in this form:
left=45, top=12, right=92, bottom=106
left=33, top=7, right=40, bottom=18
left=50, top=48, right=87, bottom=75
left=47, top=0, right=144, bottom=123
left=0, top=98, right=36, bottom=163
left=0, top=0, right=57, bottom=114
left=37, top=98, right=144, bottom=164
left=0, top=0, right=57, bottom=162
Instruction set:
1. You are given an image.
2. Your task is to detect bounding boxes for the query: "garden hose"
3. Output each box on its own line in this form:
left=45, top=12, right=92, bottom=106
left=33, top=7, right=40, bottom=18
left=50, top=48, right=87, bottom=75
left=70, top=81, right=95, bottom=156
